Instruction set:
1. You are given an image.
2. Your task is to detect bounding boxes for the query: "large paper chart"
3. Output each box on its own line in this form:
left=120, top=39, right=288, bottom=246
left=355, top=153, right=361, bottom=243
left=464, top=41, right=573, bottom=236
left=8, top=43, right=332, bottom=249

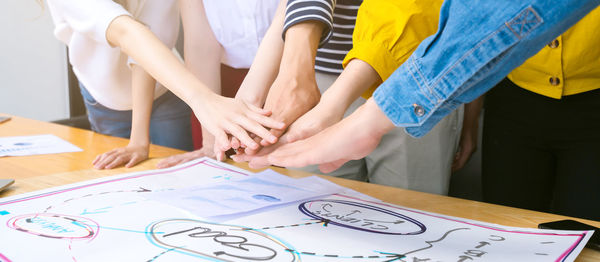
left=0, top=158, right=592, bottom=262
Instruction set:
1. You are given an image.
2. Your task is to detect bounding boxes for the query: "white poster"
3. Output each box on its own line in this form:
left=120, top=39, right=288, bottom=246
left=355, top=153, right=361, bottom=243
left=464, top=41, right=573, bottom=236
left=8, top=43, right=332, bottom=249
left=0, top=158, right=592, bottom=261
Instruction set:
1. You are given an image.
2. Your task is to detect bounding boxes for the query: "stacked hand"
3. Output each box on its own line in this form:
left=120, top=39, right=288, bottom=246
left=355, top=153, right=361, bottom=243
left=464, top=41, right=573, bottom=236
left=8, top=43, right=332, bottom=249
left=192, top=92, right=285, bottom=159
left=225, top=71, right=321, bottom=158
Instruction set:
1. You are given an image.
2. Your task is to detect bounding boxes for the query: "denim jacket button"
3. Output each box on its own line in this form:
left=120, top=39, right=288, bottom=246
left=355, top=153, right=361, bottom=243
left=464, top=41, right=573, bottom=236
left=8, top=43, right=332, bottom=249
left=547, top=39, right=559, bottom=48
left=549, top=76, right=561, bottom=86
left=413, top=104, right=425, bottom=117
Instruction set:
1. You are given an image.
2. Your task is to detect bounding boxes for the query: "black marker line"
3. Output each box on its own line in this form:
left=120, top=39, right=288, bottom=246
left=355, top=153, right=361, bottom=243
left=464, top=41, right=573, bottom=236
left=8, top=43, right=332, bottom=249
left=402, top=228, right=470, bottom=256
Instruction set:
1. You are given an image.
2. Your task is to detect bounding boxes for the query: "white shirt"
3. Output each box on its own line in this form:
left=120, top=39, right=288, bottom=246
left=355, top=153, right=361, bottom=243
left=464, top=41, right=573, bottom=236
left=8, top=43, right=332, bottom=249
left=203, top=0, right=279, bottom=69
left=47, top=0, right=179, bottom=110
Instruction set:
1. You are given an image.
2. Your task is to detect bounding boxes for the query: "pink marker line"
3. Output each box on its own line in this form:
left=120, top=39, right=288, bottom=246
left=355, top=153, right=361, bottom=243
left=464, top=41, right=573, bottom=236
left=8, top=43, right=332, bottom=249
left=0, top=160, right=247, bottom=206
left=0, top=252, right=12, bottom=262
left=335, top=194, right=587, bottom=262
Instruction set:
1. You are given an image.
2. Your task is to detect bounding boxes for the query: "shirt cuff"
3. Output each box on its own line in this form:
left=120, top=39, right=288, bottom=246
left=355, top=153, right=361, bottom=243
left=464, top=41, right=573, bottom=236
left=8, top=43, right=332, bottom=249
left=372, top=55, right=438, bottom=131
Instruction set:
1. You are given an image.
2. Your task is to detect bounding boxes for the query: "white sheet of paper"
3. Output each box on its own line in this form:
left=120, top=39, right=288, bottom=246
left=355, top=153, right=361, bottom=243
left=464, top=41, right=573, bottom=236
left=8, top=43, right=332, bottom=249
left=146, top=169, right=342, bottom=218
left=0, top=134, right=82, bottom=157
left=0, top=157, right=593, bottom=262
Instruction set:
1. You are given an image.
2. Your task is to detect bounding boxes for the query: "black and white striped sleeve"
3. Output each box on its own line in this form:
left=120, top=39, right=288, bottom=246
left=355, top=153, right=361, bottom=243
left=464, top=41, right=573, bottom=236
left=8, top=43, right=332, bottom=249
left=282, top=0, right=336, bottom=47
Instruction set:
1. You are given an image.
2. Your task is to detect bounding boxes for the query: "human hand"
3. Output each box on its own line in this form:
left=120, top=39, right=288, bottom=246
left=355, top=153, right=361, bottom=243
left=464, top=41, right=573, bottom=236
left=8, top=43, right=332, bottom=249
left=280, top=99, right=345, bottom=143
left=230, top=100, right=344, bottom=168
left=226, top=72, right=322, bottom=157
left=266, top=98, right=395, bottom=173
left=157, top=131, right=217, bottom=168
left=452, top=97, right=483, bottom=172
left=451, top=130, right=477, bottom=172
left=261, top=71, right=321, bottom=144
left=156, top=147, right=215, bottom=168
left=230, top=139, right=281, bottom=169
left=192, top=92, right=285, bottom=155
left=93, top=144, right=149, bottom=169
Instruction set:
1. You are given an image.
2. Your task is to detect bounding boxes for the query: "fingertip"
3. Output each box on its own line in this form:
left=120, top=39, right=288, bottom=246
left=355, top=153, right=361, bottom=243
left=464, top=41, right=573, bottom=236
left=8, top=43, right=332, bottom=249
left=276, top=121, right=286, bottom=130
left=247, top=141, right=259, bottom=150
left=259, top=139, right=270, bottom=146
left=266, top=154, right=280, bottom=165
left=230, top=138, right=240, bottom=149
left=283, top=134, right=295, bottom=143
left=259, top=108, right=271, bottom=115
left=268, top=135, right=278, bottom=144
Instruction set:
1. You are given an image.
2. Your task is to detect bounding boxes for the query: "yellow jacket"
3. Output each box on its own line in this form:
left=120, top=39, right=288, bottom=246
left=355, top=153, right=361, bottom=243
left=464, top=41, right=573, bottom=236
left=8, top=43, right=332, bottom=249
left=508, top=7, right=600, bottom=99
left=345, top=1, right=600, bottom=99
left=342, top=0, right=442, bottom=98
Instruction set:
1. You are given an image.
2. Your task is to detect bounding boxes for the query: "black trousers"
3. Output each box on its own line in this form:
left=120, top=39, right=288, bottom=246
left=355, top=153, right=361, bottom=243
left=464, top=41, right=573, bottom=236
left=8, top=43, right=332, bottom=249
left=482, top=78, right=600, bottom=221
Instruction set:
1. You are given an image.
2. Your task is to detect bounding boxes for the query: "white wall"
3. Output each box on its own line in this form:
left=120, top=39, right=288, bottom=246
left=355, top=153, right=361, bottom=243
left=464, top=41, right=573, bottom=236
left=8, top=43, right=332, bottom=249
left=0, top=0, right=69, bottom=121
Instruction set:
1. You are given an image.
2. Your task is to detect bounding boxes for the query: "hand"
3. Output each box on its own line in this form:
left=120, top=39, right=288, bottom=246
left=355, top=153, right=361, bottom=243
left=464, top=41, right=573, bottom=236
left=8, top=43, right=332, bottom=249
left=192, top=92, right=285, bottom=154
left=93, top=144, right=149, bottom=169
left=451, top=131, right=477, bottom=172
left=452, top=96, right=483, bottom=172
left=230, top=139, right=281, bottom=169
left=156, top=147, right=214, bottom=168
left=231, top=101, right=344, bottom=168
left=157, top=131, right=217, bottom=168
left=281, top=100, right=345, bottom=143
left=261, top=71, right=321, bottom=144
left=227, top=72, right=321, bottom=157
left=266, top=98, right=395, bottom=173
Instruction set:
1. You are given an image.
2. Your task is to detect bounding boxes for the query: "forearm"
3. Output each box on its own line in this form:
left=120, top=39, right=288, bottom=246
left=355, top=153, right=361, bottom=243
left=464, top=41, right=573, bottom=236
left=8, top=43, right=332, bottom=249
left=107, top=15, right=214, bottom=107
left=320, top=59, right=381, bottom=117
left=237, top=0, right=287, bottom=107
left=181, top=0, right=222, bottom=95
left=461, top=96, right=484, bottom=135
left=279, top=21, right=323, bottom=76
left=129, top=65, right=154, bottom=147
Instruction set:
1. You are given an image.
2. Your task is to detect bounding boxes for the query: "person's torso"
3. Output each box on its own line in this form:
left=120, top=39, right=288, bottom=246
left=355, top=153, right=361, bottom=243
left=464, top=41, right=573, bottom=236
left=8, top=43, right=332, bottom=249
left=203, top=0, right=279, bottom=69
left=47, top=0, right=179, bottom=110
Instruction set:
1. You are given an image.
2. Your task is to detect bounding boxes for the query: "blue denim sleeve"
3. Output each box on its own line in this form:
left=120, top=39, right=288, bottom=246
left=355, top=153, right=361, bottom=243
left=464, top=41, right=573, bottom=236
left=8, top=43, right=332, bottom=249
left=372, top=0, right=600, bottom=138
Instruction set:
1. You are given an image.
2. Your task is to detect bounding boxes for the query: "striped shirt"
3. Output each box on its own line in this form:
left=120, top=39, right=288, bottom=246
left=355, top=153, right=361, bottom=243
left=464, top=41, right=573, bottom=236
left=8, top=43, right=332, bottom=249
left=283, top=0, right=362, bottom=74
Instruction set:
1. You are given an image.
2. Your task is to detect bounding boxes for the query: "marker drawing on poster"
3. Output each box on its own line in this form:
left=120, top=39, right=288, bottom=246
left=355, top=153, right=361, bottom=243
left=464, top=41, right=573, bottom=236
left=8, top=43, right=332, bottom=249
left=0, top=157, right=593, bottom=261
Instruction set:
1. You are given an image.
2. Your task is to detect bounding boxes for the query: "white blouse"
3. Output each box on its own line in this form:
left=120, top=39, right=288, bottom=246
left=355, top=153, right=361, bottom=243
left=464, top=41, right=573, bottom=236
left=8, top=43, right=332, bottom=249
left=47, top=0, right=179, bottom=110
left=203, top=0, right=279, bottom=69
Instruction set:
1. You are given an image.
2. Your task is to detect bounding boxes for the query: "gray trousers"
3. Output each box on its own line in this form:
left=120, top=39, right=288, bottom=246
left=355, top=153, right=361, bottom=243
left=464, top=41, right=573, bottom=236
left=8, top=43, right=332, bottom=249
left=295, top=72, right=462, bottom=195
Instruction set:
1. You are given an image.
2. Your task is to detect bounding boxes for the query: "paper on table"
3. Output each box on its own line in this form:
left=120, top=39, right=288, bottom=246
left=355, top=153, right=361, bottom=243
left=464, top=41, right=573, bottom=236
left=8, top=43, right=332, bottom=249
left=256, top=169, right=380, bottom=202
left=0, top=134, right=82, bottom=157
left=146, top=169, right=344, bottom=218
left=0, top=157, right=593, bottom=262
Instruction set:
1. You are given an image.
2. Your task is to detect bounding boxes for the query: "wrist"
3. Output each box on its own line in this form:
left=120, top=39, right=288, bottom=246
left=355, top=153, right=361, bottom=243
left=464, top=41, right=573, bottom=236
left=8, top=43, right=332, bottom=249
left=278, top=53, right=315, bottom=78
left=318, top=93, right=348, bottom=120
left=363, top=98, right=396, bottom=137
left=280, top=22, right=322, bottom=76
left=128, top=139, right=149, bottom=148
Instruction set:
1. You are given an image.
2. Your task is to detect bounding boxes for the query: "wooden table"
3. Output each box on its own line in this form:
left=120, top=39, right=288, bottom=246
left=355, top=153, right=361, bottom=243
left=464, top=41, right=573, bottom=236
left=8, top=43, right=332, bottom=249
left=1, top=114, right=599, bottom=261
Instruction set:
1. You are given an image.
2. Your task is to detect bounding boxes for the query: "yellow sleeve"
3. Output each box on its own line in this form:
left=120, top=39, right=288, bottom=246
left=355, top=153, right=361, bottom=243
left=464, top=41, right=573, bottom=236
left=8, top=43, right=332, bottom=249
left=343, top=0, right=442, bottom=98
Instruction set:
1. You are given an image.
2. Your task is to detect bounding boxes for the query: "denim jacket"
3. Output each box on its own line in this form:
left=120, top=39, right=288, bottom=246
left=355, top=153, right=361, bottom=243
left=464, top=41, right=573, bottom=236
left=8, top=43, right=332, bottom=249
left=373, top=0, right=600, bottom=138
